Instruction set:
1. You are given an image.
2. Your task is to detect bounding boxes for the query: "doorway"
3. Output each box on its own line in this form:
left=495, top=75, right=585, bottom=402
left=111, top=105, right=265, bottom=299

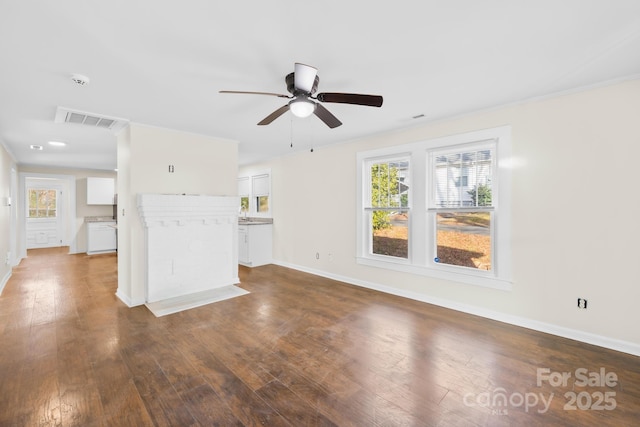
left=25, top=183, right=65, bottom=249
left=18, top=173, right=77, bottom=259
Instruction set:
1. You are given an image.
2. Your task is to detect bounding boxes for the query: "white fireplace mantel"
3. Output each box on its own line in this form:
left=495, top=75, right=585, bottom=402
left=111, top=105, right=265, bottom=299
left=137, top=194, right=240, bottom=304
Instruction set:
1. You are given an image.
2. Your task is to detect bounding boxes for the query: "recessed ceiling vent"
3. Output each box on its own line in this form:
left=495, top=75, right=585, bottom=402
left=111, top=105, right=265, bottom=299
left=54, top=107, right=129, bottom=132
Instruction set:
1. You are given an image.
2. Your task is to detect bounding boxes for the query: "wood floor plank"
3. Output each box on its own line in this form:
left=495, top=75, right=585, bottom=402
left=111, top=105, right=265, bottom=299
left=199, top=354, right=289, bottom=427
left=132, top=369, right=199, bottom=427
left=256, top=379, right=338, bottom=427
left=179, top=381, right=243, bottom=426
left=12, top=352, right=62, bottom=426
left=59, top=385, right=105, bottom=426
left=99, top=379, right=154, bottom=426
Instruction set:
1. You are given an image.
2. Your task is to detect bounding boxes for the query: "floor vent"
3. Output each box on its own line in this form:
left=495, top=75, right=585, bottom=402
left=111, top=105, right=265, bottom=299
left=54, top=107, right=128, bottom=132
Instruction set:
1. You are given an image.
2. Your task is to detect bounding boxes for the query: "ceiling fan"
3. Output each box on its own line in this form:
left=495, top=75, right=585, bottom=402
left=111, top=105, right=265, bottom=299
left=219, top=63, right=383, bottom=129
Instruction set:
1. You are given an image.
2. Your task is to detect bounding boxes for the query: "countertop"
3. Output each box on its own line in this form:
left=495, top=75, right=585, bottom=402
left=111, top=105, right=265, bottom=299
left=85, top=216, right=117, bottom=223
left=238, top=217, right=273, bottom=225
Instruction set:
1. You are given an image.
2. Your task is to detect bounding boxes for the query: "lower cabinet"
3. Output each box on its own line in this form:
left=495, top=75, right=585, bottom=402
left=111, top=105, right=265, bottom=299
left=87, top=222, right=117, bottom=254
left=238, top=224, right=272, bottom=267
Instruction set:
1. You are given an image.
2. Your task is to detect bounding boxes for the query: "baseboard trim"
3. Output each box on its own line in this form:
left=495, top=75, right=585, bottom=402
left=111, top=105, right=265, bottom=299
left=273, top=260, right=640, bottom=357
left=115, top=289, right=145, bottom=307
left=115, top=289, right=133, bottom=306
left=145, top=285, right=249, bottom=317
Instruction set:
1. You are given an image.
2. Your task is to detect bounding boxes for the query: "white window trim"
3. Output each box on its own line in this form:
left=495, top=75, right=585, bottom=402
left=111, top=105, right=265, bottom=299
left=356, top=126, right=512, bottom=290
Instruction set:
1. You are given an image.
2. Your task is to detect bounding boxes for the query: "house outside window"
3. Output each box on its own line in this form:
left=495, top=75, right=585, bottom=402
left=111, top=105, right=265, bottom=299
left=356, top=126, right=512, bottom=290
left=430, top=144, right=494, bottom=271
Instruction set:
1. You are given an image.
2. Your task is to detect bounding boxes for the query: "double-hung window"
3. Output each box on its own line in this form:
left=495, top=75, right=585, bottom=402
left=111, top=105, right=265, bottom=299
left=238, top=170, right=272, bottom=217
left=429, top=142, right=495, bottom=272
left=357, top=126, right=511, bottom=290
left=364, top=157, right=410, bottom=259
left=238, top=177, right=250, bottom=213
left=252, top=174, right=270, bottom=213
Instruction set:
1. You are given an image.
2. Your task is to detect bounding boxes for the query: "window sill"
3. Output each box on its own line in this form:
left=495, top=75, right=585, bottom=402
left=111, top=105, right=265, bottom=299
left=356, top=256, right=512, bottom=291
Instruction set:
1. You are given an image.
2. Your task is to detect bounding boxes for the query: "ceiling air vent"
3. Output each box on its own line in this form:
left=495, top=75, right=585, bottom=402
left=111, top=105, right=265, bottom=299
left=54, top=107, right=128, bottom=132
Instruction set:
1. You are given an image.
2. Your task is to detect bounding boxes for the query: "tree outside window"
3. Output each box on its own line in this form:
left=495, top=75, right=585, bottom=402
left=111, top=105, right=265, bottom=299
left=28, top=189, right=57, bottom=218
left=369, top=159, right=409, bottom=258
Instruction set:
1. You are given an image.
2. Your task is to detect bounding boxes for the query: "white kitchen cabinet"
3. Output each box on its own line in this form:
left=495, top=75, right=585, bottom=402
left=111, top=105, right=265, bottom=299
left=87, top=221, right=117, bottom=254
left=238, top=223, right=272, bottom=267
left=87, top=177, right=115, bottom=205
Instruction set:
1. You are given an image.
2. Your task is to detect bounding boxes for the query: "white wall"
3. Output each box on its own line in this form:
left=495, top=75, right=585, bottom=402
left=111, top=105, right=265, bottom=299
left=117, top=123, right=238, bottom=306
left=241, top=78, right=640, bottom=354
left=0, top=141, right=15, bottom=293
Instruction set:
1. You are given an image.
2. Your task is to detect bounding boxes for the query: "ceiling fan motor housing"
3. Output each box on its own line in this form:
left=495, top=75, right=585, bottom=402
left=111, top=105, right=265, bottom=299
left=286, top=72, right=319, bottom=95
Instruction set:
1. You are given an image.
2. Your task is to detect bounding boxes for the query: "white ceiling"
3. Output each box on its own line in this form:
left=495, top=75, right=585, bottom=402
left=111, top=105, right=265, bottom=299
left=2, top=1, right=640, bottom=170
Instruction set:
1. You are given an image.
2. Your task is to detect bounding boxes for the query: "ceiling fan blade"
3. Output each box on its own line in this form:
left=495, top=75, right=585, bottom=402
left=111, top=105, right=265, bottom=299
left=294, top=63, right=318, bottom=93
left=257, top=105, right=290, bottom=126
left=316, top=92, right=383, bottom=107
left=314, top=103, right=342, bottom=128
left=219, top=90, right=290, bottom=98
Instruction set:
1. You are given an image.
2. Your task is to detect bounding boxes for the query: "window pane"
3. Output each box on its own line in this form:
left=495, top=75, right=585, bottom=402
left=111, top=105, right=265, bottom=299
left=371, top=210, right=409, bottom=258
left=257, top=196, right=269, bottom=212
left=240, top=196, right=249, bottom=212
left=28, top=189, right=57, bottom=218
left=435, top=212, right=491, bottom=270
left=434, top=149, right=492, bottom=207
left=370, top=160, right=409, bottom=208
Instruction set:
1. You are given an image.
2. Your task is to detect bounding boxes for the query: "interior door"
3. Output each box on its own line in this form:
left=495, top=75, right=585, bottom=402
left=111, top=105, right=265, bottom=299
left=25, top=184, right=66, bottom=249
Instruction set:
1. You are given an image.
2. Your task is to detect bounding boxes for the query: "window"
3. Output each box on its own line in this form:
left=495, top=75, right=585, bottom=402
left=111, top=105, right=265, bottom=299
left=237, top=170, right=271, bottom=217
left=430, top=143, right=494, bottom=271
left=28, top=189, right=57, bottom=218
left=357, top=126, right=511, bottom=290
left=252, top=174, right=270, bottom=214
left=238, top=177, right=250, bottom=213
left=365, top=157, right=410, bottom=259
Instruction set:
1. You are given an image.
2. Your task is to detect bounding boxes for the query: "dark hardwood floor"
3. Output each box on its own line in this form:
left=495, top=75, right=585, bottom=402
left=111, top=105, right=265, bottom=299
left=1, top=247, right=639, bottom=426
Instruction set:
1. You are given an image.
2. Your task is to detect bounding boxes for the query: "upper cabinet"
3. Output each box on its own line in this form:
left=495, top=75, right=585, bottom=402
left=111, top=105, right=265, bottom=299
left=87, top=177, right=115, bottom=205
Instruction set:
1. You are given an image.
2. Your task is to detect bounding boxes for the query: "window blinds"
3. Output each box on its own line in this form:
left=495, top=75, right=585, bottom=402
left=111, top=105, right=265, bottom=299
left=252, top=174, right=270, bottom=197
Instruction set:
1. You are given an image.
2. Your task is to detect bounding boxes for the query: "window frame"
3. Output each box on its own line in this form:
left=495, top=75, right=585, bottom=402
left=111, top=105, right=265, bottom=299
left=237, top=169, right=272, bottom=218
left=238, top=177, right=250, bottom=213
left=363, top=155, right=412, bottom=262
left=428, top=141, right=496, bottom=276
left=356, top=126, right=512, bottom=290
left=27, top=188, right=58, bottom=219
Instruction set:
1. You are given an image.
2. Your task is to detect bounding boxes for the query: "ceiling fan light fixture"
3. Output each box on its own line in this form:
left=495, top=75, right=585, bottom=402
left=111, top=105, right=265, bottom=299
left=289, top=98, right=316, bottom=118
